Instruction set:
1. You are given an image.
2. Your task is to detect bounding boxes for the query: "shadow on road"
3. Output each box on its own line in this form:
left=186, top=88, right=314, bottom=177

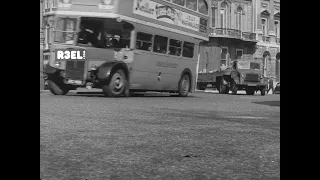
left=71, top=92, right=199, bottom=98
left=252, top=101, right=280, bottom=107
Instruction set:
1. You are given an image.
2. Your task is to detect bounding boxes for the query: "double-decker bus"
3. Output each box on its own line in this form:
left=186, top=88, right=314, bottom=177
left=44, top=0, right=209, bottom=97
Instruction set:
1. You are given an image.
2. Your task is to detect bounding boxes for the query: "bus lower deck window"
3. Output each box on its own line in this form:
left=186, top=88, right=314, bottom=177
left=153, top=35, right=168, bottom=54
left=169, top=39, right=182, bottom=56
left=136, top=32, right=153, bottom=51
left=182, top=42, right=194, bottom=58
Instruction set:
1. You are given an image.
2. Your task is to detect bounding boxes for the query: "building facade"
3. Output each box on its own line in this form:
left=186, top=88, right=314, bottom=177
left=253, top=0, right=280, bottom=82
left=198, top=0, right=257, bottom=73
left=198, top=0, right=279, bottom=82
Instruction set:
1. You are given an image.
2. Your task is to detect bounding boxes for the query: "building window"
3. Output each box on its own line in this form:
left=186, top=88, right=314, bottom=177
left=136, top=32, right=153, bottom=51
left=45, top=0, right=49, bottom=9
left=211, top=7, right=216, bottom=27
left=198, top=0, right=208, bottom=15
left=220, top=2, right=228, bottom=28
left=186, top=0, right=197, bottom=11
left=168, top=39, right=182, bottom=56
left=182, top=42, right=195, bottom=58
left=221, top=47, right=228, bottom=66
left=153, top=35, right=168, bottom=54
left=274, top=20, right=280, bottom=38
left=52, top=0, right=56, bottom=8
left=236, top=49, right=243, bottom=59
left=235, top=6, right=243, bottom=31
left=261, top=18, right=268, bottom=36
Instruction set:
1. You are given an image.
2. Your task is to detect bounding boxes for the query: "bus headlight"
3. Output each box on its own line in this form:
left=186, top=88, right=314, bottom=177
left=55, top=61, right=61, bottom=67
left=91, top=64, right=98, bottom=70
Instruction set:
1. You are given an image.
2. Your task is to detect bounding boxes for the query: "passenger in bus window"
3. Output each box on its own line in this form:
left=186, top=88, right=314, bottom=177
left=172, top=0, right=185, bottom=6
left=186, top=0, right=197, bottom=11
left=154, top=44, right=166, bottom=54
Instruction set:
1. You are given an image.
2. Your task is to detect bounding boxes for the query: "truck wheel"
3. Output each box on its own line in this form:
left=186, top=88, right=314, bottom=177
left=178, top=74, right=190, bottom=97
left=47, top=78, right=69, bottom=95
left=246, top=88, right=255, bottom=95
left=199, top=85, right=207, bottom=90
left=260, top=88, right=266, bottom=96
left=219, top=78, right=229, bottom=94
left=230, top=80, right=238, bottom=95
left=102, top=69, right=127, bottom=97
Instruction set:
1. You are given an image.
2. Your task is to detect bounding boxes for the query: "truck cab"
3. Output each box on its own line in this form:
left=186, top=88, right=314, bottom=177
left=227, top=60, right=267, bottom=95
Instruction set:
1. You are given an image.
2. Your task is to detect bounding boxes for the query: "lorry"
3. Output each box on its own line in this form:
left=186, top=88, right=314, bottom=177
left=197, top=59, right=267, bottom=95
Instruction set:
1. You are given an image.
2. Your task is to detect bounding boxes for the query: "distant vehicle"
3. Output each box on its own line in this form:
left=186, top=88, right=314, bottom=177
left=273, top=83, right=280, bottom=94
left=197, top=59, right=268, bottom=95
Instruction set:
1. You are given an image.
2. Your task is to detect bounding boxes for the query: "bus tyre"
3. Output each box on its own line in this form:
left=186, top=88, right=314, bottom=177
left=219, top=78, right=229, bottom=94
left=102, top=69, right=127, bottom=97
left=47, top=79, right=69, bottom=95
left=178, top=74, right=190, bottom=97
left=246, top=88, right=255, bottom=95
left=230, top=80, right=238, bottom=95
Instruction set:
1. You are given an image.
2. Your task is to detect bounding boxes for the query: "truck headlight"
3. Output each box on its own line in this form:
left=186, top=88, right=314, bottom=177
left=260, top=74, right=264, bottom=79
left=241, top=74, right=245, bottom=78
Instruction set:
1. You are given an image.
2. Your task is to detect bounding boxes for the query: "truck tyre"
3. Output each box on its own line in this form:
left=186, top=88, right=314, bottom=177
left=102, top=69, right=127, bottom=97
left=260, top=88, right=266, bottom=96
left=246, top=88, right=255, bottom=95
left=178, top=74, right=190, bottom=97
left=47, top=79, right=69, bottom=95
left=230, top=79, right=238, bottom=95
left=219, top=78, right=229, bottom=94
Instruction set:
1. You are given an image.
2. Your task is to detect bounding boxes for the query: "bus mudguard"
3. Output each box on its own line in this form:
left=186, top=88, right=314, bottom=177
left=97, top=61, right=129, bottom=82
left=44, top=64, right=58, bottom=75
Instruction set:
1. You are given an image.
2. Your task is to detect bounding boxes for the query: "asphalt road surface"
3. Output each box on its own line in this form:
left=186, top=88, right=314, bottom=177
left=40, top=90, right=280, bottom=180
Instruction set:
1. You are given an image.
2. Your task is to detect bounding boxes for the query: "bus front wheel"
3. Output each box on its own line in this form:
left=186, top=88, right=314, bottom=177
left=102, top=69, right=127, bottom=97
left=178, top=74, right=190, bottom=97
left=47, top=78, right=69, bottom=95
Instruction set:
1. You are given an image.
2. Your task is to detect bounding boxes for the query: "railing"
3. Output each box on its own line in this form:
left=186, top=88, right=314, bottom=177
left=242, top=32, right=256, bottom=41
left=276, top=38, right=280, bottom=44
left=210, top=28, right=241, bottom=38
left=262, top=36, right=270, bottom=42
left=210, top=28, right=256, bottom=41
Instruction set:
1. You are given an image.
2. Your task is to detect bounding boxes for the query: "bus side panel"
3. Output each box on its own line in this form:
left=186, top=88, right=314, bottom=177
left=129, top=51, right=164, bottom=90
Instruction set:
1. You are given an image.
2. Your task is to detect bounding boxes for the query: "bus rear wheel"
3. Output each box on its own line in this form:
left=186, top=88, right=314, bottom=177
left=178, top=74, right=190, bottom=97
left=102, top=69, right=127, bottom=97
left=47, top=78, right=69, bottom=95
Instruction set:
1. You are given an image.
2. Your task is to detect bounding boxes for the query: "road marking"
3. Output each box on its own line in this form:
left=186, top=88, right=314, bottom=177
left=222, top=116, right=268, bottom=120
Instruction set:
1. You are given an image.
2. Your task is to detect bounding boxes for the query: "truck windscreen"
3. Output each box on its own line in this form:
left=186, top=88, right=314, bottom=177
left=250, top=63, right=260, bottom=70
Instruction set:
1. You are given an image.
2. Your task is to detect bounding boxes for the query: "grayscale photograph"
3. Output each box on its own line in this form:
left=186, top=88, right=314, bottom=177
left=40, top=0, right=280, bottom=179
